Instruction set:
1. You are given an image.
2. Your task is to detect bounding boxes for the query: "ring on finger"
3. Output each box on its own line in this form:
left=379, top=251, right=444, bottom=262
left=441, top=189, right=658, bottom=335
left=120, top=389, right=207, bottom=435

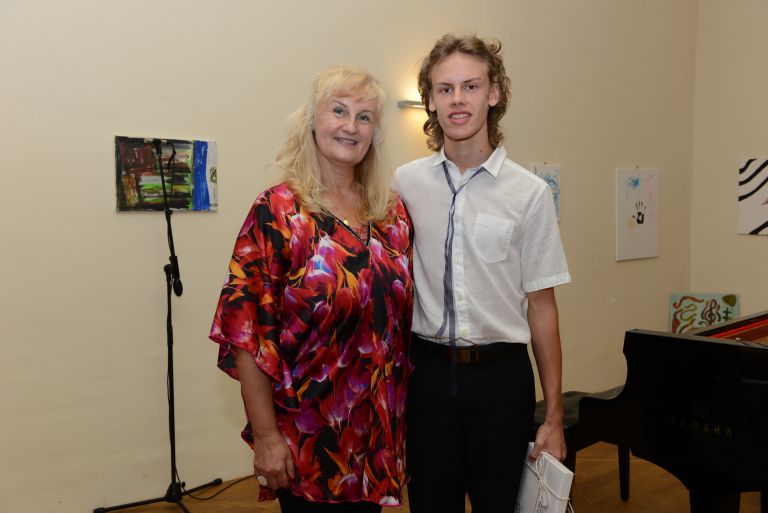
left=256, top=475, right=268, bottom=486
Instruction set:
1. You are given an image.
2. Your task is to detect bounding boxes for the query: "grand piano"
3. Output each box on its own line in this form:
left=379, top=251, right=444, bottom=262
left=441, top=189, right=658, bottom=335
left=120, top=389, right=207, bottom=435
left=579, top=310, right=768, bottom=513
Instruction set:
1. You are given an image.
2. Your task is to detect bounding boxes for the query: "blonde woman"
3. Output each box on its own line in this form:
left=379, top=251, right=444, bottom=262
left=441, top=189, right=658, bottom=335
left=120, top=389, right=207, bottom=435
left=210, top=66, right=413, bottom=513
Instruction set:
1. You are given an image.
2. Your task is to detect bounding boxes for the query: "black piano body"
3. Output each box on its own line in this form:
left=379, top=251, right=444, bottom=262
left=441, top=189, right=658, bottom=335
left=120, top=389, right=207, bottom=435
left=579, top=310, right=768, bottom=512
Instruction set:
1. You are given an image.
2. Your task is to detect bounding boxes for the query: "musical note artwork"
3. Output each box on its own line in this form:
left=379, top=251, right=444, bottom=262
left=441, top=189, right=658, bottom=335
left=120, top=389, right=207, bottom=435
left=738, top=158, right=768, bottom=235
left=669, top=292, right=739, bottom=334
left=616, top=168, right=660, bottom=261
left=115, top=136, right=218, bottom=212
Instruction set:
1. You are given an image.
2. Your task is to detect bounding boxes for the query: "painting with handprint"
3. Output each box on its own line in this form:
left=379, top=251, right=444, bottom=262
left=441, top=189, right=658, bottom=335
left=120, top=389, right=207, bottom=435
left=669, top=292, right=739, bottom=334
left=616, top=168, right=659, bottom=261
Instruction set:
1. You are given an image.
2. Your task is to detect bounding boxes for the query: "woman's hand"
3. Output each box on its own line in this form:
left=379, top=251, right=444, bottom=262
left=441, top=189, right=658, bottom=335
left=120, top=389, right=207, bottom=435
left=233, top=347, right=295, bottom=489
left=252, top=430, right=295, bottom=489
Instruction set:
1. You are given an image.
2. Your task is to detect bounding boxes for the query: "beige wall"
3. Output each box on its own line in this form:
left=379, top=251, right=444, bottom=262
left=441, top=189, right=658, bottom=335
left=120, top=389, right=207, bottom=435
left=691, top=0, right=768, bottom=310
left=0, top=1, right=704, bottom=512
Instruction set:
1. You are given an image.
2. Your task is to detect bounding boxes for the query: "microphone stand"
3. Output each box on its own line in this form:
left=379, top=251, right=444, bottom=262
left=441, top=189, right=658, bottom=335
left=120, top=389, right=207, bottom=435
left=95, top=140, right=221, bottom=513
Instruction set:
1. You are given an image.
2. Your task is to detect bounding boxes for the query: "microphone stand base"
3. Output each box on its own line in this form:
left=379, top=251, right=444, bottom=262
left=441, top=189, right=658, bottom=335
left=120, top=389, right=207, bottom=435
left=93, top=477, right=223, bottom=513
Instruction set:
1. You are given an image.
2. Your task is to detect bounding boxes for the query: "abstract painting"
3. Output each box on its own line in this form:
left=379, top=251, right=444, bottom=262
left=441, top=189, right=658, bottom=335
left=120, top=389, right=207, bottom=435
left=115, top=136, right=217, bottom=212
left=738, top=158, right=768, bottom=235
left=669, top=292, right=739, bottom=334
left=532, top=163, right=561, bottom=221
left=616, top=168, right=659, bottom=261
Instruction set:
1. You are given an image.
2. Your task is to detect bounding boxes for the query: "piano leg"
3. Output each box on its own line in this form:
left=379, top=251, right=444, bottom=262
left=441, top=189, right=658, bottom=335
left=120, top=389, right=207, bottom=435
left=689, top=490, right=740, bottom=513
left=618, top=444, right=629, bottom=501
left=761, top=489, right=767, bottom=513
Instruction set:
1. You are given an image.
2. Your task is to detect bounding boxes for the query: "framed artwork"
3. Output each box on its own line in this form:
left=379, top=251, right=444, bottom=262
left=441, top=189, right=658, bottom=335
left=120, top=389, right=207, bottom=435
left=738, top=158, right=768, bottom=235
left=531, top=163, right=561, bottom=221
left=616, top=168, right=659, bottom=261
left=669, top=292, right=739, bottom=334
left=115, top=136, right=217, bottom=212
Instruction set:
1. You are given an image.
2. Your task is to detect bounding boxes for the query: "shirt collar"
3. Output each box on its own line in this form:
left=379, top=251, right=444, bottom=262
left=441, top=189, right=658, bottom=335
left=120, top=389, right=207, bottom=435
left=429, top=146, right=508, bottom=178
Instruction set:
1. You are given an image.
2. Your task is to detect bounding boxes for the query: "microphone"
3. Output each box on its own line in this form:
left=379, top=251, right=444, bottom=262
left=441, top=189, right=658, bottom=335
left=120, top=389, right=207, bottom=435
left=145, top=137, right=183, bottom=296
left=170, top=256, right=183, bottom=297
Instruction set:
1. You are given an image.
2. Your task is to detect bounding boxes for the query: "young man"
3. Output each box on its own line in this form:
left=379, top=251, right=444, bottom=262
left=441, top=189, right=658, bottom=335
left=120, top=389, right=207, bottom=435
left=394, top=34, right=571, bottom=513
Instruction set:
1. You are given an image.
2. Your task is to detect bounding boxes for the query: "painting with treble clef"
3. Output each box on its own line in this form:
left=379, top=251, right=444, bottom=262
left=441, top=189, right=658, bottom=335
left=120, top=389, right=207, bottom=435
left=669, top=292, right=740, bottom=334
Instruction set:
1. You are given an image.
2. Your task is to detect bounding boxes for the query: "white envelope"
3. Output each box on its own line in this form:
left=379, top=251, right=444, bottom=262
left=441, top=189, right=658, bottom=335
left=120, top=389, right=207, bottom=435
left=515, top=442, right=574, bottom=513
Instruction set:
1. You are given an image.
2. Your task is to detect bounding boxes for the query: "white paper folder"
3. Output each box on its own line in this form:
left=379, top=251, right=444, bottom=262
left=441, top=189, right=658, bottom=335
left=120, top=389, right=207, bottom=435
left=515, top=442, right=574, bottom=513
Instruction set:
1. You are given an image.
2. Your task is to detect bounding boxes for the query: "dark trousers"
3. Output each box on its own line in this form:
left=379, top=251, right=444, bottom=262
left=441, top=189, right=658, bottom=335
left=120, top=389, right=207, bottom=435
left=276, top=489, right=382, bottom=513
left=406, top=336, right=535, bottom=513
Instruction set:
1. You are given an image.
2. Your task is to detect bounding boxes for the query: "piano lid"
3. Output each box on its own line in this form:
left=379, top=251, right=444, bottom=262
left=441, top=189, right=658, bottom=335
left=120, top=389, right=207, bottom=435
left=693, top=309, right=768, bottom=344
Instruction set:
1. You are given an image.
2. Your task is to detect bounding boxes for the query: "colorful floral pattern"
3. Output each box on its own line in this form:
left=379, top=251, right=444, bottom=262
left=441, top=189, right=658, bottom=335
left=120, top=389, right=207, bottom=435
left=210, top=183, right=413, bottom=505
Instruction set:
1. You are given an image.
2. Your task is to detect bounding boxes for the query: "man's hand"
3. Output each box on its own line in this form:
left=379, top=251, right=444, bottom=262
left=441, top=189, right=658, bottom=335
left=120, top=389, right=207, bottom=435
left=530, top=419, right=566, bottom=461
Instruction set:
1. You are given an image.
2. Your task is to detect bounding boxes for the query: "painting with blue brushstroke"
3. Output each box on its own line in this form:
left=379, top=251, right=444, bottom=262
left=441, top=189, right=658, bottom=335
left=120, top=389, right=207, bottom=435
left=531, top=163, right=561, bottom=221
left=115, top=135, right=218, bottom=212
left=616, top=168, right=659, bottom=261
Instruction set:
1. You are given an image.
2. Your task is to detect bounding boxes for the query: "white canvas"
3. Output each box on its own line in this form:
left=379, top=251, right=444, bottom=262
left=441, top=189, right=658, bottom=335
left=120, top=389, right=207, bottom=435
left=616, top=168, right=660, bottom=261
left=515, top=443, right=573, bottom=513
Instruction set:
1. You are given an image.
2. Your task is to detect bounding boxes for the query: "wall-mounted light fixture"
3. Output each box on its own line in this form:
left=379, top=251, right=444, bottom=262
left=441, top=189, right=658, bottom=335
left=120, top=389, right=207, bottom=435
left=397, top=100, right=423, bottom=109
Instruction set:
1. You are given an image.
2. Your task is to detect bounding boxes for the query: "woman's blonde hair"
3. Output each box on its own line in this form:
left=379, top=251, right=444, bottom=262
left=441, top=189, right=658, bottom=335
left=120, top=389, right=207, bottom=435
left=274, top=65, right=393, bottom=222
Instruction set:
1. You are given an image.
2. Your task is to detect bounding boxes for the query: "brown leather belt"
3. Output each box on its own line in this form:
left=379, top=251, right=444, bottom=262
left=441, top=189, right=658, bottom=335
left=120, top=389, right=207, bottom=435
left=412, top=334, right=527, bottom=364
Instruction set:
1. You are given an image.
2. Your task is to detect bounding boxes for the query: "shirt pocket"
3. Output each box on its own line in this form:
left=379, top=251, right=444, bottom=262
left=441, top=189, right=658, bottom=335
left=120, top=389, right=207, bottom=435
left=471, top=213, right=514, bottom=263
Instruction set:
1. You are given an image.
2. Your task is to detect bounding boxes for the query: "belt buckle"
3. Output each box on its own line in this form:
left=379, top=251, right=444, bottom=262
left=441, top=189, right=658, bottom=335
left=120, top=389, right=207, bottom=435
left=454, top=348, right=477, bottom=364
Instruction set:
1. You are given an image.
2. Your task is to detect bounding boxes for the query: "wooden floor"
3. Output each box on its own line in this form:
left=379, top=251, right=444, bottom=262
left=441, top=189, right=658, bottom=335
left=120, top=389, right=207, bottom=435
left=122, top=442, right=761, bottom=513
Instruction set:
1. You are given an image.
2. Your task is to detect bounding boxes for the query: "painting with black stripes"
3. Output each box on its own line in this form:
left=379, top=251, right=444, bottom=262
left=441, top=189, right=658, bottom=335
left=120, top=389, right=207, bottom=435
left=115, top=136, right=218, bottom=212
left=738, top=158, right=768, bottom=235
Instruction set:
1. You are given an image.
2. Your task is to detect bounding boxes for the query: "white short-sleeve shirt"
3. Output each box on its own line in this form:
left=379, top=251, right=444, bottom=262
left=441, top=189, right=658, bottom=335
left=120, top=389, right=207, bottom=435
left=394, top=146, right=571, bottom=346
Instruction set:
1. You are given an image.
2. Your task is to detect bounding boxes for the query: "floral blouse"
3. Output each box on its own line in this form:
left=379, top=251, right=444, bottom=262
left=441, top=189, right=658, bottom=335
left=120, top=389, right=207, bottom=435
left=209, top=183, right=413, bottom=506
